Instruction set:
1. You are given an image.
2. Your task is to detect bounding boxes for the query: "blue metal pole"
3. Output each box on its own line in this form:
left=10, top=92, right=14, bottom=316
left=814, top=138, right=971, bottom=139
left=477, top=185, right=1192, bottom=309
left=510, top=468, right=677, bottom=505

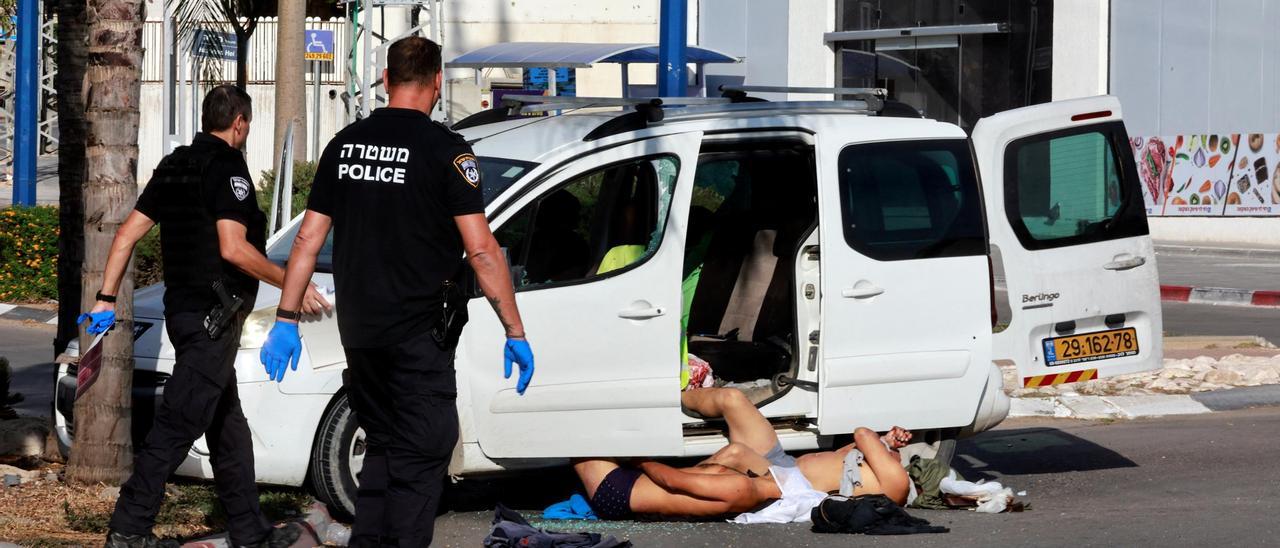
left=657, top=0, right=687, bottom=97
left=12, top=0, right=38, bottom=206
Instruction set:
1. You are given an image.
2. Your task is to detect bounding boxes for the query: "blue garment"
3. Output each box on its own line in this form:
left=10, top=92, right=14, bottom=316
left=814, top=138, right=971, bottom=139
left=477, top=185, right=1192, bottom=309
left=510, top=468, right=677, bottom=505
left=543, top=494, right=598, bottom=521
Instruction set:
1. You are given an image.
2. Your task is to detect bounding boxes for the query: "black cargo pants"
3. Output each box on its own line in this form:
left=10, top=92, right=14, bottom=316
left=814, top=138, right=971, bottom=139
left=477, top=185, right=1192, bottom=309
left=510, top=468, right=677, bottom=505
left=344, top=329, right=460, bottom=548
left=110, top=311, right=272, bottom=546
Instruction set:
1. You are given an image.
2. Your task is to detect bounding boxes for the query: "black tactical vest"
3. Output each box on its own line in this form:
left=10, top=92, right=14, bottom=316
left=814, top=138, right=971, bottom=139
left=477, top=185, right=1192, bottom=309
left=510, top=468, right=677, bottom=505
left=146, top=146, right=226, bottom=290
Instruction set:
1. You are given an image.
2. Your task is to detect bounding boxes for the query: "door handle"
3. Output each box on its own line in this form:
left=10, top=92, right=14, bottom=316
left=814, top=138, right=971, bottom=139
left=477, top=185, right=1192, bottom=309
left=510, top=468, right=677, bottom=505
left=841, top=286, right=884, bottom=299
left=618, top=306, right=667, bottom=320
left=1104, top=257, right=1146, bottom=271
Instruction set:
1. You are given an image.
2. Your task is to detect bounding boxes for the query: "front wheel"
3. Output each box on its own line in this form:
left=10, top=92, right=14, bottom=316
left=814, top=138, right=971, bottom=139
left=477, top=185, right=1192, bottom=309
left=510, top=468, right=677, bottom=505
left=309, top=393, right=364, bottom=520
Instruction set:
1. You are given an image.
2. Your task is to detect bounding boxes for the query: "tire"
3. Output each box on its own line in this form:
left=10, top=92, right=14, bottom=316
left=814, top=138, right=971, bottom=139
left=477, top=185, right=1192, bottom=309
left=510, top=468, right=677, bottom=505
left=309, top=393, right=365, bottom=520
left=933, top=428, right=961, bottom=468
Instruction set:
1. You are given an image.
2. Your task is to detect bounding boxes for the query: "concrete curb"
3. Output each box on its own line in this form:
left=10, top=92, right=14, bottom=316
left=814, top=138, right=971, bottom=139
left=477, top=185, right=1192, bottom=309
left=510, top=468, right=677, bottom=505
left=1010, top=384, right=1280, bottom=420
left=1160, top=285, right=1280, bottom=308
left=1155, top=243, right=1280, bottom=260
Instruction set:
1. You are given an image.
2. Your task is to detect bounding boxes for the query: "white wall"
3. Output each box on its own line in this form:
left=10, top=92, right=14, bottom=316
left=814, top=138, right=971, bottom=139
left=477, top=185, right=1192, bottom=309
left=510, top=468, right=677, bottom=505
left=1051, top=0, right=1109, bottom=100
left=1110, top=0, right=1280, bottom=136
left=698, top=0, right=836, bottom=100
left=137, top=82, right=349, bottom=187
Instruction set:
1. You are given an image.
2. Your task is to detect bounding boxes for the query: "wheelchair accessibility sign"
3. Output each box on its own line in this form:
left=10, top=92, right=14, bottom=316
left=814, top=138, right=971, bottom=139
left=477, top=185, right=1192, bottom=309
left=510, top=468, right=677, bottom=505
left=304, top=30, right=335, bottom=62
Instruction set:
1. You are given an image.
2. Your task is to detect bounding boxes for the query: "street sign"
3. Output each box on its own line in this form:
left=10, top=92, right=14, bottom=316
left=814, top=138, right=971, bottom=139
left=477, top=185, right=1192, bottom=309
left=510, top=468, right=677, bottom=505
left=1, top=17, right=16, bottom=41
left=304, top=29, right=335, bottom=62
left=194, top=29, right=237, bottom=60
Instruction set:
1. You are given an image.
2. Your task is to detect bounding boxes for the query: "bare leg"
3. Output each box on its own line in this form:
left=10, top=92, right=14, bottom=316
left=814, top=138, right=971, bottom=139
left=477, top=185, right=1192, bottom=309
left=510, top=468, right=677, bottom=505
left=700, top=442, right=773, bottom=477
left=681, top=388, right=777, bottom=455
left=572, top=458, right=620, bottom=500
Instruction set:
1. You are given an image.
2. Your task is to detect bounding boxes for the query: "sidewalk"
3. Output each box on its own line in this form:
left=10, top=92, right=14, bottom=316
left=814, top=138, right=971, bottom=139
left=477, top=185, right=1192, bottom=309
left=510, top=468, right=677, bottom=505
left=1008, top=335, right=1280, bottom=421
left=0, top=156, right=59, bottom=207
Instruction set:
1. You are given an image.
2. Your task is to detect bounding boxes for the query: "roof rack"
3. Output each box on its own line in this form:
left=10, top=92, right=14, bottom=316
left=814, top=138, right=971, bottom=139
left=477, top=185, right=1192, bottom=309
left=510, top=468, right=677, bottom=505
left=719, top=85, right=887, bottom=111
left=452, top=85, right=911, bottom=139
left=504, top=95, right=730, bottom=113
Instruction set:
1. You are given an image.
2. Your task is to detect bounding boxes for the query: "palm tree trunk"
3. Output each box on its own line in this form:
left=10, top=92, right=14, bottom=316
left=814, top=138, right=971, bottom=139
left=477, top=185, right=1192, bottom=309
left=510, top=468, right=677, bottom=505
left=55, top=0, right=88, bottom=356
left=66, top=0, right=145, bottom=486
left=274, top=0, right=307, bottom=169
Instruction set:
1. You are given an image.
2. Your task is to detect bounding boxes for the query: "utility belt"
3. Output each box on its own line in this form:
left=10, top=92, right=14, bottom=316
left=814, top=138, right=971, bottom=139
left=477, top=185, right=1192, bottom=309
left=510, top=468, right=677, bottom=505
left=430, top=264, right=481, bottom=350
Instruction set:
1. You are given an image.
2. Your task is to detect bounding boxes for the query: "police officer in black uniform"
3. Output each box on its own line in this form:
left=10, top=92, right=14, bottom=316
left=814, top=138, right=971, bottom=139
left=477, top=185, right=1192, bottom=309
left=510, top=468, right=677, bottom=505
left=260, top=37, right=536, bottom=547
left=81, top=85, right=328, bottom=548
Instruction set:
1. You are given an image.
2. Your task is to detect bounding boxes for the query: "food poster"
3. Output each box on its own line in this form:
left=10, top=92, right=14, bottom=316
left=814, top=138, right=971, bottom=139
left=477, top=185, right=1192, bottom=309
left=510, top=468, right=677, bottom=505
left=1131, top=133, right=1280, bottom=216
left=1132, top=135, right=1176, bottom=215
left=1221, top=133, right=1280, bottom=216
left=1161, top=133, right=1239, bottom=216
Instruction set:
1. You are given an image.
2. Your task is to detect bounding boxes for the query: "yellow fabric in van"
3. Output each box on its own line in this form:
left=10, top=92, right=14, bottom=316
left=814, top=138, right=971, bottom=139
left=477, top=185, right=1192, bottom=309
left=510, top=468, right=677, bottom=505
left=596, top=245, right=646, bottom=275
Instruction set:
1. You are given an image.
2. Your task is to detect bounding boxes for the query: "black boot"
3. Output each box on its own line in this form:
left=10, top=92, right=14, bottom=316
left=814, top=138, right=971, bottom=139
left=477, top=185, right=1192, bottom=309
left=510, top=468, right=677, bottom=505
left=104, top=530, right=182, bottom=548
left=241, top=522, right=307, bottom=548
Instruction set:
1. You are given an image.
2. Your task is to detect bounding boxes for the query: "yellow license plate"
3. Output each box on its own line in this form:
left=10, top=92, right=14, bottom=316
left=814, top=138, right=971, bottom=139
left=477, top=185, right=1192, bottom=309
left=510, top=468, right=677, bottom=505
left=1042, top=328, right=1139, bottom=367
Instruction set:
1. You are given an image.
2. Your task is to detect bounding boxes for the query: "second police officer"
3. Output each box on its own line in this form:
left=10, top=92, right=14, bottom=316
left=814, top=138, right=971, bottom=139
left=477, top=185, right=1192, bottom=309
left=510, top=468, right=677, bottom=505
left=80, top=85, right=330, bottom=548
left=260, top=37, right=536, bottom=547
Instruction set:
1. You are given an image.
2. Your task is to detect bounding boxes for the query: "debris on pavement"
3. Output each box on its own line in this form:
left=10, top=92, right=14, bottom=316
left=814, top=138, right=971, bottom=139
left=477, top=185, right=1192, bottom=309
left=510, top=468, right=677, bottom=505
left=1005, top=352, right=1280, bottom=398
left=485, top=504, right=631, bottom=547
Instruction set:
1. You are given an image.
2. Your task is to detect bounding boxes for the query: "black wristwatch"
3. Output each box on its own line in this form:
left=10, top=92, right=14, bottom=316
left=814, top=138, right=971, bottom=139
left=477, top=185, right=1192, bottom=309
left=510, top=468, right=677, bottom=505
left=96, top=291, right=117, bottom=303
left=276, top=308, right=302, bottom=321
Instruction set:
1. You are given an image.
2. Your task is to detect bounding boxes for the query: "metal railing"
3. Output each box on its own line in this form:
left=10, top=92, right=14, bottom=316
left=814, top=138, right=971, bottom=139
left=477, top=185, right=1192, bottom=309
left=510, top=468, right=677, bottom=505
left=142, top=17, right=349, bottom=84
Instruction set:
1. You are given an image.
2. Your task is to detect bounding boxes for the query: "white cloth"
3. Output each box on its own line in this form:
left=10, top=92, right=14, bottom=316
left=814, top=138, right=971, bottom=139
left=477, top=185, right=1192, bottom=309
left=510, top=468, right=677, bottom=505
left=731, top=466, right=827, bottom=524
left=939, top=474, right=1004, bottom=498
left=939, top=472, right=1014, bottom=514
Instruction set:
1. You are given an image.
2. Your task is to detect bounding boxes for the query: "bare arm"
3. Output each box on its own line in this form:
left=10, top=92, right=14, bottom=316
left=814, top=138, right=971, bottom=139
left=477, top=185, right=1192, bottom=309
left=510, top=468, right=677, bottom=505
left=96, top=210, right=156, bottom=301
left=217, top=219, right=286, bottom=287
left=637, top=461, right=752, bottom=504
left=455, top=213, right=525, bottom=338
left=276, top=211, right=334, bottom=320
left=218, top=219, right=330, bottom=315
left=854, top=427, right=911, bottom=505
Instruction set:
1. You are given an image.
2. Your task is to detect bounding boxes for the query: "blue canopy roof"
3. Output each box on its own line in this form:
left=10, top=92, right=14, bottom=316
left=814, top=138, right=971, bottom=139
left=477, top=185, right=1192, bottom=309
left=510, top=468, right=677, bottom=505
left=449, top=41, right=740, bottom=69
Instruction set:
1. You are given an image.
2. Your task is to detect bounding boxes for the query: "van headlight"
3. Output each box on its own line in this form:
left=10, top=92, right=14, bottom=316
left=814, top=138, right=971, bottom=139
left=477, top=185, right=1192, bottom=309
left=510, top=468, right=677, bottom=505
left=238, top=306, right=278, bottom=349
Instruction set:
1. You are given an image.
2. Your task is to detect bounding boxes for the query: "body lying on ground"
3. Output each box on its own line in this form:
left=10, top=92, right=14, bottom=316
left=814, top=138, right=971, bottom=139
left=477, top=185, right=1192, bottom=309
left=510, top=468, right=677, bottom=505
left=572, top=388, right=913, bottom=520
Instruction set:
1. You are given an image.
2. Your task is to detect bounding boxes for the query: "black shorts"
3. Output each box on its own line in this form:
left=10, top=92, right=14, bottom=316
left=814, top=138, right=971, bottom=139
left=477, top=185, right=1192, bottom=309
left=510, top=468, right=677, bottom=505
left=590, top=467, right=643, bottom=520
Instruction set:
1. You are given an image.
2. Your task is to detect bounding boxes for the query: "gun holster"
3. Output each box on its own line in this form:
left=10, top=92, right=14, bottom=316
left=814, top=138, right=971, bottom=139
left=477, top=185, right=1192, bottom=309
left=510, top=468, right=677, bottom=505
left=204, top=279, right=245, bottom=340
left=430, top=265, right=479, bottom=350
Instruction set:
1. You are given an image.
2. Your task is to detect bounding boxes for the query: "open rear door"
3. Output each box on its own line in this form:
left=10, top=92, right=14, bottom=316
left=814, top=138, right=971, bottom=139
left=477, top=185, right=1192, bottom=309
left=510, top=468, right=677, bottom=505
left=816, top=124, right=993, bottom=434
left=973, top=96, right=1163, bottom=389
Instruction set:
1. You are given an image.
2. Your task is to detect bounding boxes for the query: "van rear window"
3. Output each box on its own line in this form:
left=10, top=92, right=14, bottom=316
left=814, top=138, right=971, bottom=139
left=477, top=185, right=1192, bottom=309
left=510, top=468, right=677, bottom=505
left=837, top=139, right=986, bottom=261
left=1004, top=122, right=1149, bottom=250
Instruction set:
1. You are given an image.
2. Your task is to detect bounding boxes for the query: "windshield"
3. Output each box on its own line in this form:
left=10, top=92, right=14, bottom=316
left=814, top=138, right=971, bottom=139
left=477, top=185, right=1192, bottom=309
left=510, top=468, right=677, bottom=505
left=264, top=156, right=536, bottom=271
left=478, top=156, right=537, bottom=205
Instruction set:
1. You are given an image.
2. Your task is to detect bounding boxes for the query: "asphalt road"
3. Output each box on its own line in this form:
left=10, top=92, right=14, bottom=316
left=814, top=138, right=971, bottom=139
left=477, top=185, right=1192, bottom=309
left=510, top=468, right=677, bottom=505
left=430, top=409, right=1280, bottom=547
left=0, top=321, right=55, bottom=417
left=1155, top=249, right=1280, bottom=291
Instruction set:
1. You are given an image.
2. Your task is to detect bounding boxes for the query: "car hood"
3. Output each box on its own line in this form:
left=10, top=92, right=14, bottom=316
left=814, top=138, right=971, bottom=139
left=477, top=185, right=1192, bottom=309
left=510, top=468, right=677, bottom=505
left=133, top=283, right=167, bottom=319
left=133, top=281, right=286, bottom=320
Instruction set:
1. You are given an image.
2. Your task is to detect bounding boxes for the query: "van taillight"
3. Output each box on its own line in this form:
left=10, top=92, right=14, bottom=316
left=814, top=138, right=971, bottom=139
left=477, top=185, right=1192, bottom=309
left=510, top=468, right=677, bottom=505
left=1071, top=110, right=1112, bottom=122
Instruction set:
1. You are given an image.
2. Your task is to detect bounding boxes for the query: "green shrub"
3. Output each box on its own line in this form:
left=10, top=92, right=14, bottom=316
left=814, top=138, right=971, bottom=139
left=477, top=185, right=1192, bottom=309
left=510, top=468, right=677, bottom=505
left=0, top=206, right=59, bottom=302
left=135, top=227, right=164, bottom=287
left=258, top=161, right=318, bottom=229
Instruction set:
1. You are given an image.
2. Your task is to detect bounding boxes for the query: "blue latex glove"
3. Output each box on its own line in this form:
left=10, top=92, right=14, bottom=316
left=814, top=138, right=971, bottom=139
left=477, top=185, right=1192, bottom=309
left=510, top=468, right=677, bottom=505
left=259, top=322, right=301, bottom=383
left=77, top=310, right=116, bottom=335
left=503, top=338, right=535, bottom=395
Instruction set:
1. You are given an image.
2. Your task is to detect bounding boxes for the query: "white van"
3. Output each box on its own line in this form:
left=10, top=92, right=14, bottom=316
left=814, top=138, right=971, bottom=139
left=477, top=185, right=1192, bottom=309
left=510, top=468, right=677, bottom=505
left=55, top=94, right=1162, bottom=517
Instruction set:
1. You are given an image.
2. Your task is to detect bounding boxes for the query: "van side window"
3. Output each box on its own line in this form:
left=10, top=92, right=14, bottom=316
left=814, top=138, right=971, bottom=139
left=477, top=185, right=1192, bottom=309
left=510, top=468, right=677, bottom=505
left=1004, top=122, right=1149, bottom=249
left=837, top=139, right=986, bottom=261
left=495, top=156, right=678, bottom=290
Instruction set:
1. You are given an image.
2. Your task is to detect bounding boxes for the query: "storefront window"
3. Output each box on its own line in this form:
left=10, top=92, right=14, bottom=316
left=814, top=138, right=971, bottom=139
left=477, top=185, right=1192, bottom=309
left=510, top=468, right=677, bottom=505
left=834, top=0, right=1053, bottom=128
